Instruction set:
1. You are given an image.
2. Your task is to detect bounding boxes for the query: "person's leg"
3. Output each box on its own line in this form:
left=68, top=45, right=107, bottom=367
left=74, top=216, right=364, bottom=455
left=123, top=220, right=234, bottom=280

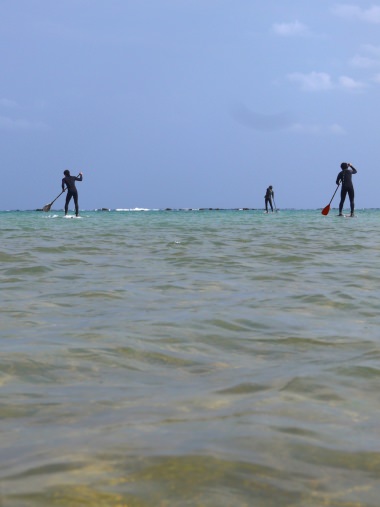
left=73, top=192, right=79, bottom=216
left=64, top=193, right=72, bottom=215
left=348, top=187, right=355, bottom=215
left=339, top=188, right=347, bottom=215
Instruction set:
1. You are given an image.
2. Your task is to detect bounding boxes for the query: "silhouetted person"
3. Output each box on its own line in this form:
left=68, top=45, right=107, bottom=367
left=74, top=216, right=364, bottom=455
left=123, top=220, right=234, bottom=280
left=336, top=163, right=357, bottom=216
left=62, top=170, right=83, bottom=216
left=264, top=185, right=274, bottom=212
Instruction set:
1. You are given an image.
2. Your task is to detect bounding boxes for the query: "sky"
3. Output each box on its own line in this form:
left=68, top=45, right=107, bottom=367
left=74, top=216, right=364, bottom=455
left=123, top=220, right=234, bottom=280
left=1, top=0, right=380, bottom=210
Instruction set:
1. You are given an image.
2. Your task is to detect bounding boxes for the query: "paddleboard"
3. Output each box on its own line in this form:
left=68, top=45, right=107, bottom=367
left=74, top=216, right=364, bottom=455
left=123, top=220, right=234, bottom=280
left=344, top=214, right=356, bottom=218
left=64, top=215, right=82, bottom=219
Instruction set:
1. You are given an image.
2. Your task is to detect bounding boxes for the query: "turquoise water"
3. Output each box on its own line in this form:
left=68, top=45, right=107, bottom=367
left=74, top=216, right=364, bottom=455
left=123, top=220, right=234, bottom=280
left=1, top=209, right=380, bottom=506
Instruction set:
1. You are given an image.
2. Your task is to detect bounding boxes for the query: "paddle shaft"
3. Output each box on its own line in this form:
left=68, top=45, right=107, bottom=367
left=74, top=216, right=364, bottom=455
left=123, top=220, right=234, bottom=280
left=321, top=184, right=340, bottom=215
left=50, top=189, right=65, bottom=206
left=328, top=184, right=340, bottom=206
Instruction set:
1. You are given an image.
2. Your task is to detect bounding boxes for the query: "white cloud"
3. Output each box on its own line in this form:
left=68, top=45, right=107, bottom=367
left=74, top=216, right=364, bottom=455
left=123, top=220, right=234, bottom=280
left=287, top=72, right=333, bottom=91
left=272, top=20, right=309, bottom=36
left=0, top=116, right=48, bottom=131
left=333, top=4, right=380, bottom=23
left=338, top=75, right=366, bottom=89
left=362, top=44, right=380, bottom=56
left=350, top=55, right=377, bottom=68
left=350, top=45, right=380, bottom=67
left=288, top=71, right=366, bottom=91
left=289, top=122, right=346, bottom=135
left=0, top=99, right=49, bottom=131
left=329, top=123, right=346, bottom=135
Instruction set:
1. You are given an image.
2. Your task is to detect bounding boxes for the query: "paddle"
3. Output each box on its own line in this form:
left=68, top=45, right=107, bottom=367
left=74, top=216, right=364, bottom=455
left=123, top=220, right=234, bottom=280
left=273, top=197, right=278, bottom=212
left=321, top=184, right=340, bottom=216
left=43, top=189, right=66, bottom=212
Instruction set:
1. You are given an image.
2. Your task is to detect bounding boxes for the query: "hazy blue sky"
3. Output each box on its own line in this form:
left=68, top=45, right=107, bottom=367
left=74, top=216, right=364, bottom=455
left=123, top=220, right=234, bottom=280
left=1, top=0, right=380, bottom=210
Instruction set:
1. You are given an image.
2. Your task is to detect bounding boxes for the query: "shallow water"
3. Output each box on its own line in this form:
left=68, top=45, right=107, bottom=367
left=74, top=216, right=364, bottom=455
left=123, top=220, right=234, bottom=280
left=1, top=209, right=380, bottom=506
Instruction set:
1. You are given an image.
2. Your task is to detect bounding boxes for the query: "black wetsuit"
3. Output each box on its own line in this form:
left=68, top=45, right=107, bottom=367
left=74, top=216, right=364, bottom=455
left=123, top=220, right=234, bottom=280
left=62, top=174, right=83, bottom=216
left=264, top=187, right=274, bottom=212
left=336, top=166, right=357, bottom=215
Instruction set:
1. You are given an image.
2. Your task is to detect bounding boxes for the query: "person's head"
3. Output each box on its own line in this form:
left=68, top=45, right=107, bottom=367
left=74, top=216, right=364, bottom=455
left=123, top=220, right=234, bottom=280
left=269, top=185, right=273, bottom=189
left=63, top=169, right=70, bottom=176
left=340, top=162, right=348, bottom=170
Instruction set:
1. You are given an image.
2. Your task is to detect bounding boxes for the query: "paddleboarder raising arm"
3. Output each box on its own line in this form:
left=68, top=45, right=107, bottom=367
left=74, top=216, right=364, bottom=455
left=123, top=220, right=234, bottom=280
left=62, top=170, right=83, bottom=217
left=336, top=162, right=357, bottom=217
left=264, top=185, right=274, bottom=213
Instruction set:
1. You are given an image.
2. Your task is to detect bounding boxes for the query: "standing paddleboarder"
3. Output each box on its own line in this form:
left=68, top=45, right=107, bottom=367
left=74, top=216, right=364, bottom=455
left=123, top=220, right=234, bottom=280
left=62, top=170, right=83, bottom=216
left=264, top=185, right=274, bottom=213
left=336, top=162, right=357, bottom=217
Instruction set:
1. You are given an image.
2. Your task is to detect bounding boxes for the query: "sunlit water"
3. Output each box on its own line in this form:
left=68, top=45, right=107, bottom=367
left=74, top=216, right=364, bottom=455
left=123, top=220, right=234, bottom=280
left=1, top=209, right=380, bottom=507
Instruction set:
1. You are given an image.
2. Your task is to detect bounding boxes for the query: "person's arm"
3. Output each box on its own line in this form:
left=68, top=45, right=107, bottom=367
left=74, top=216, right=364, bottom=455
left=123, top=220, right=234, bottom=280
left=348, top=163, right=357, bottom=174
left=62, top=178, right=66, bottom=191
left=76, top=172, right=83, bottom=181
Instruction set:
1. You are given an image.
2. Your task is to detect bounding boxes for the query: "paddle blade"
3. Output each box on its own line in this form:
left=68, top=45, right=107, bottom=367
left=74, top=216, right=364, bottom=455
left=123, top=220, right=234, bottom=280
left=42, top=203, right=52, bottom=212
left=321, top=204, right=330, bottom=216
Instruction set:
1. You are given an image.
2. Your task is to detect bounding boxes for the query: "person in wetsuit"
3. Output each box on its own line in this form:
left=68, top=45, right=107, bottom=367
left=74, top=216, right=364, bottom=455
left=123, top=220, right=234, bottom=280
left=336, top=162, right=357, bottom=216
left=264, top=185, right=274, bottom=212
left=62, top=170, right=83, bottom=216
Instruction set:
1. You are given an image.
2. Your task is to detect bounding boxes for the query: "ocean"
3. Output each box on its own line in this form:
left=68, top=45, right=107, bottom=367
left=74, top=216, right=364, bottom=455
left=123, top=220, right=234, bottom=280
left=1, top=208, right=380, bottom=507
